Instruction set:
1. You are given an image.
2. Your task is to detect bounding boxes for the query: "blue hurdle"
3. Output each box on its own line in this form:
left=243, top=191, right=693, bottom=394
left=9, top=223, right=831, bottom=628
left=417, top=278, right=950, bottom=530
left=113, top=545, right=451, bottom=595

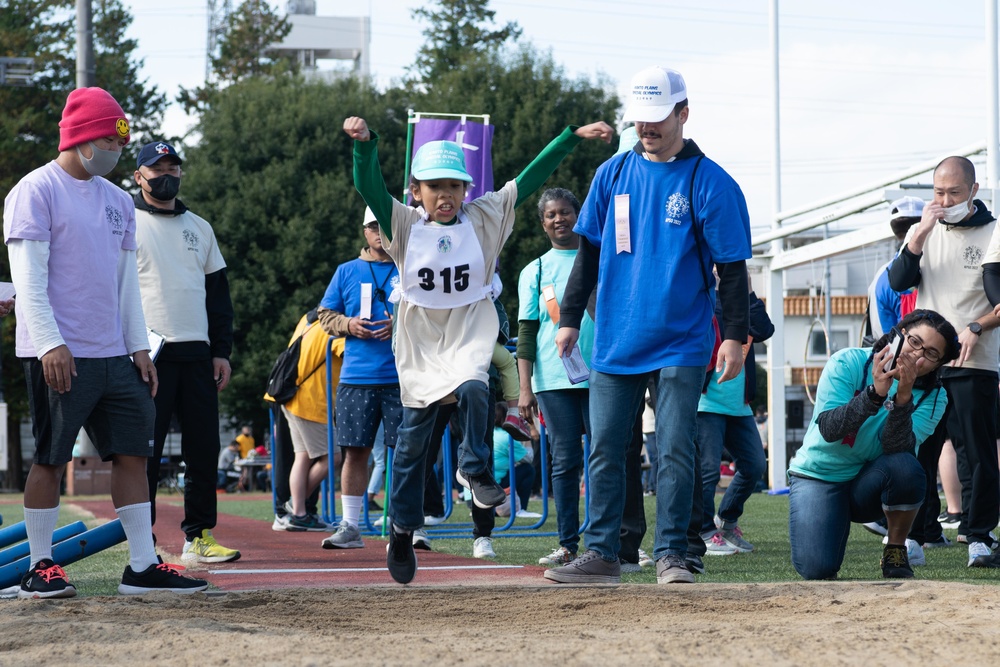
left=0, top=522, right=28, bottom=550
left=0, top=520, right=126, bottom=589
left=0, top=521, right=88, bottom=567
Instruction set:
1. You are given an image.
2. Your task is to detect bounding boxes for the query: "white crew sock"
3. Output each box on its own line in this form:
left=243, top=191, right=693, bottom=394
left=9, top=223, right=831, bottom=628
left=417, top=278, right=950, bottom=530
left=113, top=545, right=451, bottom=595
left=24, top=505, right=60, bottom=568
left=115, top=502, right=159, bottom=572
left=342, top=495, right=363, bottom=528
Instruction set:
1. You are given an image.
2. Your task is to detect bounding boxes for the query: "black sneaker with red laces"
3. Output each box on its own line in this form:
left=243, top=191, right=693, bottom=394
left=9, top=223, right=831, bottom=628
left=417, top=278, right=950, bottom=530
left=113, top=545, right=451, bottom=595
left=19, top=558, right=77, bottom=599
left=118, top=557, right=209, bottom=595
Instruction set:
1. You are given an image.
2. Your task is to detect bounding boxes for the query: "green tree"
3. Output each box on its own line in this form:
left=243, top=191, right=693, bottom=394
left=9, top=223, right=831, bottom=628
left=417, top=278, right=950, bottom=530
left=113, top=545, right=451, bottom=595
left=179, top=0, right=294, bottom=114
left=0, top=0, right=165, bottom=487
left=410, top=0, right=521, bottom=82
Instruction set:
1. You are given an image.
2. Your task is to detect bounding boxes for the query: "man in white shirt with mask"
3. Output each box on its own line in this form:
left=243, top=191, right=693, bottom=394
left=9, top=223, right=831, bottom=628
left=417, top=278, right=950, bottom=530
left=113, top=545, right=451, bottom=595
left=888, top=156, right=1000, bottom=568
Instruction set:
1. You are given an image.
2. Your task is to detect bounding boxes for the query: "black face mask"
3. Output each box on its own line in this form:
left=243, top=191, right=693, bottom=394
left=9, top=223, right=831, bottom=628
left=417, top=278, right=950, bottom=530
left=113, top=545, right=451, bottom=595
left=143, top=174, right=181, bottom=201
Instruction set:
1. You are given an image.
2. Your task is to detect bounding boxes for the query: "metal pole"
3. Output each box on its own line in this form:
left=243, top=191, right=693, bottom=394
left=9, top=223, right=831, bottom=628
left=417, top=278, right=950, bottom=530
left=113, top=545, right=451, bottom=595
left=766, top=0, right=788, bottom=491
left=987, top=0, right=999, bottom=192
left=75, top=0, right=94, bottom=88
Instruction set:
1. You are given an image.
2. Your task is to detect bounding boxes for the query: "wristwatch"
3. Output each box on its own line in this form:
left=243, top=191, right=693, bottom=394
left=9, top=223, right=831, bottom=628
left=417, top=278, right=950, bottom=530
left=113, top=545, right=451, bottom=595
left=865, top=383, right=886, bottom=406
left=968, top=322, right=983, bottom=336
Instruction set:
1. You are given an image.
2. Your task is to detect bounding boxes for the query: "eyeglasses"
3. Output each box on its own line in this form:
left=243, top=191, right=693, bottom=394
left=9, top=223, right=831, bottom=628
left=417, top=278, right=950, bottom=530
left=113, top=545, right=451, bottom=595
left=906, top=334, right=942, bottom=363
left=364, top=222, right=379, bottom=231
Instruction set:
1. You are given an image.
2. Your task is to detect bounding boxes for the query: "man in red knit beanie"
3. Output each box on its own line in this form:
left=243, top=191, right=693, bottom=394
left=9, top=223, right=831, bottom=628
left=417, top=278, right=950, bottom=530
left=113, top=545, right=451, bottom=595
left=2, top=87, right=209, bottom=597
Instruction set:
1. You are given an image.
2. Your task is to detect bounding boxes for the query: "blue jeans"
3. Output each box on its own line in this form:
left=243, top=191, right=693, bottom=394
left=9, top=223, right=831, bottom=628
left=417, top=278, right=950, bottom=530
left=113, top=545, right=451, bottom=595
left=585, top=366, right=705, bottom=561
left=788, top=452, right=924, bottom=580
left=535, top=389, right=589, bottom=553
left=698, top=412, right=766, bottom=533
left=389, top=380, right=490, bottom=531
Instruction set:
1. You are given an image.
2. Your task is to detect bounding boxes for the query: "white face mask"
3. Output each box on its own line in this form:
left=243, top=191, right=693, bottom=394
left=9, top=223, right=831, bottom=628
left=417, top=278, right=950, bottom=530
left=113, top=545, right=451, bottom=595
left=941, top=191, right=975, bottom=223
left=75, top=141, right=121, bottom=177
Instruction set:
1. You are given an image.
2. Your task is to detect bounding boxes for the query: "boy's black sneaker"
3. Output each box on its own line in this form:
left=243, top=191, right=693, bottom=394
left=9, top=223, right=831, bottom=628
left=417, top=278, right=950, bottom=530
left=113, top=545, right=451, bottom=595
left=19, top=558, right=77, bottom=599
left=386, top=526, right=417, bottom=584
left=881, top=544, right=914, bottom=579
left=455, top=469, right=507, bottom=509
left=118, top=557, right=209, bottom=595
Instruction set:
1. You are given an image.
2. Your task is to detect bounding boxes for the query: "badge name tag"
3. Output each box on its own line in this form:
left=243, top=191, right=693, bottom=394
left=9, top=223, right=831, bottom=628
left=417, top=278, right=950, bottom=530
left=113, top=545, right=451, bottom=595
left=541, top=284, right=560, bottom=324
left=615, top=194, right=631, bottom=254
left=360, top=283, right=373, bottom=320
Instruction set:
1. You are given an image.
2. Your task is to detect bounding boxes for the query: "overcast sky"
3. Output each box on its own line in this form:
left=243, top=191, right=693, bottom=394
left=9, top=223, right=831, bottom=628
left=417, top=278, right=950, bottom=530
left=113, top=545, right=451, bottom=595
left=124, top=0, right=998, bottom=234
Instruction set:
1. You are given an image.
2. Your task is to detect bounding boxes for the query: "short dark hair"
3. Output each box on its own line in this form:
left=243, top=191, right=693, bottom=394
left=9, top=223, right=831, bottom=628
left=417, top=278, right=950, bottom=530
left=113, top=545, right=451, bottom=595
left=537, top=188, right=581, bottom=220
left=889, top=216, right=920, bottom=241
left=674, top=99, right=689, bottom=116
left=934, top=156, right=976, bottom=188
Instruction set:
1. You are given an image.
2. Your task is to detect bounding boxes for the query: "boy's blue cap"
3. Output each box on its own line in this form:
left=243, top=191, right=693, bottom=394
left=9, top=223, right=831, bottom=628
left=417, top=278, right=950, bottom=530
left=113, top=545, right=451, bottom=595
left=411, top=141, right=473, bottom=182
left=615, top=126, right=639, bottom=155
left=136, top=141, right=182, bottom=169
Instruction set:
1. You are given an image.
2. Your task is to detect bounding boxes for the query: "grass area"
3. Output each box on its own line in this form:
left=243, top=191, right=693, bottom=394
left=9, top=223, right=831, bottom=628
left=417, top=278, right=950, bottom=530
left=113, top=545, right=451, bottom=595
left=2, top=491, right=999, bottom=596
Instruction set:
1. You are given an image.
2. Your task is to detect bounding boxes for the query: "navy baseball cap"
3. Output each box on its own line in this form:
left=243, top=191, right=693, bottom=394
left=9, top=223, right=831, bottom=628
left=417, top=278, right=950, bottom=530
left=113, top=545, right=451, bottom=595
left=136, top=141, right=183, bottom=169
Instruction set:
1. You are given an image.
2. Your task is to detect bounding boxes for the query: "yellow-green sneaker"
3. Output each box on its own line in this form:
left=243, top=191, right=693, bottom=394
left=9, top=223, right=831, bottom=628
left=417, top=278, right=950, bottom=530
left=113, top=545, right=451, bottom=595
left=181, top=529, right=241, bottom=563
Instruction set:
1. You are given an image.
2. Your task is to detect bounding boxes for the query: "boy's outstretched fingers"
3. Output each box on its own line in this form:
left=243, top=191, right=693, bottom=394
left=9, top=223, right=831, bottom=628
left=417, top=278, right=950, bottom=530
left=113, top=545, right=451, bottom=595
left=574, top=121, right=615, bottom=143
left=343, top=116, right=370, bottom=141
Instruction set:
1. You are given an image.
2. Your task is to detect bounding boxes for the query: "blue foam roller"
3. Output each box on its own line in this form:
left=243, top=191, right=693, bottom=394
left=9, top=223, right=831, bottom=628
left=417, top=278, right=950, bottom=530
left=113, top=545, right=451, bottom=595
left=0, top=520, right=126, bottom=589
left=0, top=522, right=27, bottom=550
left=0, top=521, right=88, bottom=567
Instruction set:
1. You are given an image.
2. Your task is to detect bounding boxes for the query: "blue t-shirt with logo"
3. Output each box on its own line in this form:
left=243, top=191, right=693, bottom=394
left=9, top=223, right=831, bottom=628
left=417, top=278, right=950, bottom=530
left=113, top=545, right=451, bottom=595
left=320, top=258, right=399, bottom=385
left=574, top=149, right=752, bottom=374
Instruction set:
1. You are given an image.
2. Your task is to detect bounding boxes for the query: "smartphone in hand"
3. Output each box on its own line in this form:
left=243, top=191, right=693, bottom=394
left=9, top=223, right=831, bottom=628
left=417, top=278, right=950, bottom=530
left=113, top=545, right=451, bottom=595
left=883, top=326, right=904, bottom=372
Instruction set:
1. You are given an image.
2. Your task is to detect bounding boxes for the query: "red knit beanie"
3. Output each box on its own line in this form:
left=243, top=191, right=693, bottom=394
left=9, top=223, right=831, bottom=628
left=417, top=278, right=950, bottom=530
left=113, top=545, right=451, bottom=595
left=58, top=87, right=131, bottom=152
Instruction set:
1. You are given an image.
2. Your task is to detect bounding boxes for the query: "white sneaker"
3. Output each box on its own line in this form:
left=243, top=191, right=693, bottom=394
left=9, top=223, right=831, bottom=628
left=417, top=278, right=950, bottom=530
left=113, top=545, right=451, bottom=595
left=969, top=541, right=992, bottom=566
left=423, top=515, right=446, bottom=526
left=515, top=509, right=542, bottom=519
left=412, top=529, right=432, bottom=551
left=473, top=536, right=496, bottom=559
left=271, top=514, right=290, bottom=531
left=638, top=548, right=654, bottom=568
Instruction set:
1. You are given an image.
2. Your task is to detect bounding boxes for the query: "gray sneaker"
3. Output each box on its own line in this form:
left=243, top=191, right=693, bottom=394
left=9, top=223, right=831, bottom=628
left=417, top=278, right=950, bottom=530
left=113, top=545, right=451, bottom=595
left=321, top=521, right=364, bottom=549
left=543, top=549, right=621, bottom=584
left=656, top=554, right=695, bottom=584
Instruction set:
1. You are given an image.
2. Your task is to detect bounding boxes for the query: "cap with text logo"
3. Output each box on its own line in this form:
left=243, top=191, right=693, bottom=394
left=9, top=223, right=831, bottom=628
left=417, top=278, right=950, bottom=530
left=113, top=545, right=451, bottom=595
left=410, top=141, right=473, bottom=183
left=622, top=66, right=688, bottom=124
left=136, top=141, right=183, bottom=169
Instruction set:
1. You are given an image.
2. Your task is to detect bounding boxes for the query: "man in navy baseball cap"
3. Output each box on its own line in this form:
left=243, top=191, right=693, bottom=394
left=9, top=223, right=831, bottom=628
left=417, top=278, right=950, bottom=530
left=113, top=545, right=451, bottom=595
left=136, top=141, right=183, bottom=169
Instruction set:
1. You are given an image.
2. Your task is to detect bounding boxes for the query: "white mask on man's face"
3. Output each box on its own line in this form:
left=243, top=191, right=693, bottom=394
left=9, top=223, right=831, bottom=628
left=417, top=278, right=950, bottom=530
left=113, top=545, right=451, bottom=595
left=941, top=191, right=975, bottom=223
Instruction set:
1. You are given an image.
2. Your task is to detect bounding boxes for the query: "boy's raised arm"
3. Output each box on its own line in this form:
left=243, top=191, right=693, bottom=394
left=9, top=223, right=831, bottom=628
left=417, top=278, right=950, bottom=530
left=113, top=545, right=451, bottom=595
left=513, top=122, right=614, bottom=208
left=344, top=116, right=395, bottom=241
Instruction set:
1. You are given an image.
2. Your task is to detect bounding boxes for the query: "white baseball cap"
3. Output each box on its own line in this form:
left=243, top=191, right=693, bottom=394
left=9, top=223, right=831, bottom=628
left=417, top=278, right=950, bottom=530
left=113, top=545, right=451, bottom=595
left=889, top=196, right=924, bottom=220
left=362, top=206, right=377, bottom=227
left=622, top=66, right=688, bottom=123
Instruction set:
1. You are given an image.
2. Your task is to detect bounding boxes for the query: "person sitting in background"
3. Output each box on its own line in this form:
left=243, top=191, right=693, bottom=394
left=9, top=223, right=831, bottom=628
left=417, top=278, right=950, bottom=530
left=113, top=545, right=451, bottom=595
left=787, top=310, right=959, bottom=580
left=217, top=440, right=240, bottom=491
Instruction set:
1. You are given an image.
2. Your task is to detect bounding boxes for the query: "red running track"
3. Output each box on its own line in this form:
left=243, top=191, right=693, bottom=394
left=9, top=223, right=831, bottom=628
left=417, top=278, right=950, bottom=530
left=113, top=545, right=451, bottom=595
left=71, top=495, right=548, bottom=590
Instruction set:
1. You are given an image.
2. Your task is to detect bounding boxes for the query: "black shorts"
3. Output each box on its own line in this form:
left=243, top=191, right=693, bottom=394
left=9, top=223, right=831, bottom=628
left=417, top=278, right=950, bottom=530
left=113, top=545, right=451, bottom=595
left=23, top=356, right=155, bottom=465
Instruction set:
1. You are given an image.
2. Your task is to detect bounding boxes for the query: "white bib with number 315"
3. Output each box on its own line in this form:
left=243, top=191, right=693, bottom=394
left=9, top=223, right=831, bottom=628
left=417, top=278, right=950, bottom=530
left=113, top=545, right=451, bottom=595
left=401, top=214, right=489, bottom=309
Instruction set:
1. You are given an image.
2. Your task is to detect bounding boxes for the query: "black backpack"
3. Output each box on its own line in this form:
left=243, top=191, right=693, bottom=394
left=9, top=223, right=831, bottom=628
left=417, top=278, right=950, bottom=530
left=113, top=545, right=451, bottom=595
left=266, top=309, right=322, bottom=404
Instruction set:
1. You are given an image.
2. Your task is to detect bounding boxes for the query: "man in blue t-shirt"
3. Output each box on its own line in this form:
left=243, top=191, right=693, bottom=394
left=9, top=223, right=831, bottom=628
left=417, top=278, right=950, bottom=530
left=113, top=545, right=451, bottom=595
left=544, top=65, right=752, bottom=586
left=317, top=207, right=401, bottom=549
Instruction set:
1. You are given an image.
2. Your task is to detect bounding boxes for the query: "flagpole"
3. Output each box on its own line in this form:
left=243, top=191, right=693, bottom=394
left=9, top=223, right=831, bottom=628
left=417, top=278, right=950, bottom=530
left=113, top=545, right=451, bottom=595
left=403, top=109, right=416, bottom=202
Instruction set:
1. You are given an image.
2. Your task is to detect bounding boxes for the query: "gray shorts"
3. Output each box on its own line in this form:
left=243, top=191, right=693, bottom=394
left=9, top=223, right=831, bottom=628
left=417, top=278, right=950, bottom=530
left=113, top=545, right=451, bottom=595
left=335, top=384, right=402, bottom=449
left=281, top=407, right=330, bottom=459
left=23, top=356, right=155, bottom=465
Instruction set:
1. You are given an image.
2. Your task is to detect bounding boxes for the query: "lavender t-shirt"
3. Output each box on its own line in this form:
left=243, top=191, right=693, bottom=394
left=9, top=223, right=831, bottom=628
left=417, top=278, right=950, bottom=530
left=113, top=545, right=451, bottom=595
left=3, top=161, right=135, bottom=358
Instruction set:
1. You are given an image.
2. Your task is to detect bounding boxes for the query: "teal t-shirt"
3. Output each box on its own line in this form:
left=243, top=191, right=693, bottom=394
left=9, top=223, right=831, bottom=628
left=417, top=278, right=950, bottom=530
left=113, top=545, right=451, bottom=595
left=493, top=426, right=527, bottom=482
left=788, top=348, right=948, bottom=483
left=517, top=247, right=595, bottom=392
left=698, top=365, right=751, bottom=417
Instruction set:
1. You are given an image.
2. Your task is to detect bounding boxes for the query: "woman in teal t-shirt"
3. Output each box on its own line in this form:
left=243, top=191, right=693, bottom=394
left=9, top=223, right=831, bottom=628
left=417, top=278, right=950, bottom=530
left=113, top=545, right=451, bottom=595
left=788, top=309, right=959, bottom=580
